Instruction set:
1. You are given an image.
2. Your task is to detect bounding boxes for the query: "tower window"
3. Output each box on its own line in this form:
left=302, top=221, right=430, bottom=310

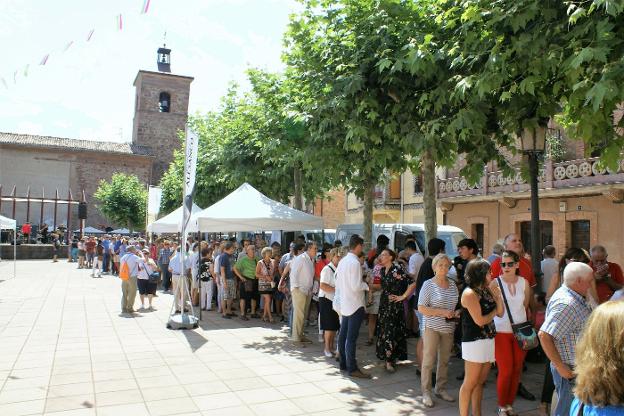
left=159, top=92, right=170, bottom=113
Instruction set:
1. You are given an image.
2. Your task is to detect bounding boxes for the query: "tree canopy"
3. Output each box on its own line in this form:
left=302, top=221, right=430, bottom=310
left=94, top=173, right=147, bottom=230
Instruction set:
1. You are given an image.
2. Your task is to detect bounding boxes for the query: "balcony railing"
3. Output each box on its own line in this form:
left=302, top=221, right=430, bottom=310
left=438, top=157, right=624, bottom=199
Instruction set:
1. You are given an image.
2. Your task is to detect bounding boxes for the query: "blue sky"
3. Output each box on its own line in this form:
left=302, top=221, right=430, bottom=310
left=0, top=0, right=299, bottom=142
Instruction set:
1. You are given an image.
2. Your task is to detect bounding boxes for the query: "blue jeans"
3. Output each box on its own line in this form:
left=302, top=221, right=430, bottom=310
left=338, top=306, right=365, bottom=374
left=102, top=252, right=110, bottom=272
left=551, top=363, right=573, bottom=416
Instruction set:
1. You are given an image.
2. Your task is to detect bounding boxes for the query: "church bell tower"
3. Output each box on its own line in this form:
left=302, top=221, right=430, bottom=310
left=132, top=44, right=194, bottom=184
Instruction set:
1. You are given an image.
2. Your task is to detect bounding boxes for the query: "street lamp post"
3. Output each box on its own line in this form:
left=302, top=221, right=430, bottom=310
left=520, top=126, right=546, bottom=288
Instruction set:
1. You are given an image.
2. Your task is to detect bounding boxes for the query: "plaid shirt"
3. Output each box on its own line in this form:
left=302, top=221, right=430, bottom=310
left=541, top=285, right=592, bottom=366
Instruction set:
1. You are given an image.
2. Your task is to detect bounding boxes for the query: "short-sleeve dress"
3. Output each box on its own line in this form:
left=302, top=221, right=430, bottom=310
left=375, top=263, right=413, bottom=363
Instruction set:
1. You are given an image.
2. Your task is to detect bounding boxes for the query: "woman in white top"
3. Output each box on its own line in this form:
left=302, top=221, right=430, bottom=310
left=318, top=248, right=342, bottom=358
left=137, top=249, right=159, bottom=310
left=490, top=250, right=530, bottom=416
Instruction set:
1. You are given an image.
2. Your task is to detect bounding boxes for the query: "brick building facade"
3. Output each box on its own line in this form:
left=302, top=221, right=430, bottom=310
left=0, top=45, right=193, bottom=231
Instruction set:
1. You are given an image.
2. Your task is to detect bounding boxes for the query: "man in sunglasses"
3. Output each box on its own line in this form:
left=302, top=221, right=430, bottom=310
left=489, top=233, right=537, bottom=402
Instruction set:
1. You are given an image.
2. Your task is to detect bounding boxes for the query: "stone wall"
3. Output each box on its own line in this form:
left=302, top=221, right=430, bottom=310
left=0, top=145, right=152, bottom=231
left=0, top=244, right=68, bottom=260
left=132, top=71, right=193, bottom=184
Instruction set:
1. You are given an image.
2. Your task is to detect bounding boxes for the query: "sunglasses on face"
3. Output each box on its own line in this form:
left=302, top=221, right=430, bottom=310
left=501, top=261, right=517, bottom=268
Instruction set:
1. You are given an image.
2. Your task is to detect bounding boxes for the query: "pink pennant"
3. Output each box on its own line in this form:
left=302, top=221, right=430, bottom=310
left=39, top=54, right=49, bottom=65
left=142, top=0, right=151, bottom=14
left=117, top=14, right=123, bottom=30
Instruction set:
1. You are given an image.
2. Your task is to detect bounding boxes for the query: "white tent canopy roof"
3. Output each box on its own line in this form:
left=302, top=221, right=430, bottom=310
left=192, top=183, right=323, bottom=232
left=148, top=203, right=203, bottom=234
left=0, top=215, right=16, bottom=230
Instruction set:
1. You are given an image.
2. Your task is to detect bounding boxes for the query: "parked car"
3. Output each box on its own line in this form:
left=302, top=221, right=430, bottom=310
left=335, top=223, right=467, bottom=258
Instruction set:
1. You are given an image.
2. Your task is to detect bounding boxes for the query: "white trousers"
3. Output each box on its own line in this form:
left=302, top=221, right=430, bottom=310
left=200, top=280, right=215, bottom=310
left=172, top=274, right=187, bottom=310
left=92, top=257, right=101, bottom=276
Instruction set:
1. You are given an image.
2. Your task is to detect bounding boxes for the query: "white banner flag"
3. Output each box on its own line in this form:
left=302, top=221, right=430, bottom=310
left=184, top=128, right=199, bottom=199
left=147, top=186, right=162, bottom=215
left=181, top=127, right=199, bottom=234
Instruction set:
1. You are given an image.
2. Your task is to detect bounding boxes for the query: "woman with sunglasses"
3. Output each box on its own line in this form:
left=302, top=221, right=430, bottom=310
left=490, top=251, right=531, bottom=416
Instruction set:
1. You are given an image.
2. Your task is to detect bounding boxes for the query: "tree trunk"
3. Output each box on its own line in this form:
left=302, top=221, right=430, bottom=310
left=422, top=149, right=437, bottom=252
left=293, top=166, right=303, bottom=210
left=362, top=180, right=375, bottom=251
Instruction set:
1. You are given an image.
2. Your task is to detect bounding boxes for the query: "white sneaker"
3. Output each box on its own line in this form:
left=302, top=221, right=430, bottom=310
left=323, top=350, right=334, bottom=358
left=422, top=393, right=434, bottom=408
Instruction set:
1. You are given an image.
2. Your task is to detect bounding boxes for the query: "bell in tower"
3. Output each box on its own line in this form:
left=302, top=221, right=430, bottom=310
left=157, top=44, right=171, bottom=73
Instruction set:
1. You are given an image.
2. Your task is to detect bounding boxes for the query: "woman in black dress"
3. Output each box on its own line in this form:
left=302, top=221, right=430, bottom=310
left=374, top=248, right=416, bottom=372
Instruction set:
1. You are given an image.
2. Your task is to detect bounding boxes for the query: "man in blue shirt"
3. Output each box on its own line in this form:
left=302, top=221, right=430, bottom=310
left=102, top=235, right=111, bottom=274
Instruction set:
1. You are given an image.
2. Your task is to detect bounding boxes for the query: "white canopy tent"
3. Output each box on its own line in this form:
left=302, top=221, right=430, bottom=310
left=147, top=203, right=203, bottom=234
left=191, top=183, right=323, bottom=232
left=0, top=214, right=17, bottom=278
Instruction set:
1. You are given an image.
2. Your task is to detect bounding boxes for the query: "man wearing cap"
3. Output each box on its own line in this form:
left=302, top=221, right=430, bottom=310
left=120, top=246, right=141, bottom=314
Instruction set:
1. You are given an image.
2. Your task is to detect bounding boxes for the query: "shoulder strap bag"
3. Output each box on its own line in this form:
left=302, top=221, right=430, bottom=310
left=497, top=277, right=539, bottom=350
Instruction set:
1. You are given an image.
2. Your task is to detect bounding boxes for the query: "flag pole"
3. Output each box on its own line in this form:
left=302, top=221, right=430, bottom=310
left=167, top=127, right=199, bottom=330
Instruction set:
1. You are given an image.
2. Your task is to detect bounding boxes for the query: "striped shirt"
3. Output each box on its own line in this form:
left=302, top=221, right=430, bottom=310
left=541, top=285, right=592, bottom=366
left=418, top=277, right=459, bottom=333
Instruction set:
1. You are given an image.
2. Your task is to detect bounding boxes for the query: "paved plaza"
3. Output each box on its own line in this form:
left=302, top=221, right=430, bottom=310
left=0, top=260, right=543, bottom=416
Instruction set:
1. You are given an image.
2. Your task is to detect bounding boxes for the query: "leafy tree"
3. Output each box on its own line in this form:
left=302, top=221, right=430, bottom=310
left=285, top=0, right=511, bottom=244
left=559, top=0, right=624, bottom=166
left=159, top=79, right=330, bottom=215
left=94, top=173, right=148, bottom=230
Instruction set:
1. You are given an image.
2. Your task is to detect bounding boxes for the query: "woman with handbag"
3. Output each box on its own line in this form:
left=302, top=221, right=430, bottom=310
left=256, top=247, right=276, bottom=323
left=459, top=259, right=504, bottom=416
left=138, top=248, right=160, bottom=310
left=491, top=250, right=532, bottom=416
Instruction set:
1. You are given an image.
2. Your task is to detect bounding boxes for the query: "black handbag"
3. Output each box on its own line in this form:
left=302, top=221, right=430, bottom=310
left=148, top=271, right=160, bottom=284
left=497, top=277, right=539, bottom=350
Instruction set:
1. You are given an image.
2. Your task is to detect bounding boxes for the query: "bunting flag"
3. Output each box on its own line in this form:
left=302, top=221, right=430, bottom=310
left=64, top=41, right=74, bottom=51
left=141, top=0, right=151, bottom=14
left=86, top=29, right=95, bottom=41
left=1, top=78, right=8, bottom=89
left=23, top=64, right=29, bottom=77
left=39, top=54, right=49, bottom=65
left=117, top=14, right=123, bottom=30
left=13, top=70, right=17, bottom=84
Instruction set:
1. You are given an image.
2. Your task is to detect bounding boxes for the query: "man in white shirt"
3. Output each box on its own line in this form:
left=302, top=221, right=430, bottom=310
left=407, top=240, right=425, bottom=279
left=120, top=246, right=141, bottom=314
left=289, top=241, right=317, bottom=343
left=335, top=234, right=371, bottom=378
left=168, top=247, right=191, bottom=313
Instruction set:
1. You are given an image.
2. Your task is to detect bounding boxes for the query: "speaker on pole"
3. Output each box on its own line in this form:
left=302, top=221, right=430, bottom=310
left=78, top=202, right=87, bottom=220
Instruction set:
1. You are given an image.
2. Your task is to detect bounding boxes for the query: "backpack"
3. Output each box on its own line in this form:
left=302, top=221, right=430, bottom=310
left=119, top=260, right=130, bottom=280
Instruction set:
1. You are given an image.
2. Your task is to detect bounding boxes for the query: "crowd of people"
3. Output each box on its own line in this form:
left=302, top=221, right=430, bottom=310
left=70, top=230, right=623, bottom=416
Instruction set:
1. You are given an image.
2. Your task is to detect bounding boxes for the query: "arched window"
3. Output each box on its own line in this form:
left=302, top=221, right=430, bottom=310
left=159, top=92, right=170, bottom=113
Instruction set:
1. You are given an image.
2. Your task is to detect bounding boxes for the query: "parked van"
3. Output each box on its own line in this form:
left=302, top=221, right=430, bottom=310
left=335, top=223, right=467, bottom=258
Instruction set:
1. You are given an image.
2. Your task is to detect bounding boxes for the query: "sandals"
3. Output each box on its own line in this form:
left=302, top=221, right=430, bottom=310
left=366, top=338, right=374, bottom=346
left=240, top=315, right=249, bottom=321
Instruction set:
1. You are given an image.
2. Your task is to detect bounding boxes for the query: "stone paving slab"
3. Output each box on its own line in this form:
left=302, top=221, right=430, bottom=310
left=0, top=261, right=543, bottom=415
